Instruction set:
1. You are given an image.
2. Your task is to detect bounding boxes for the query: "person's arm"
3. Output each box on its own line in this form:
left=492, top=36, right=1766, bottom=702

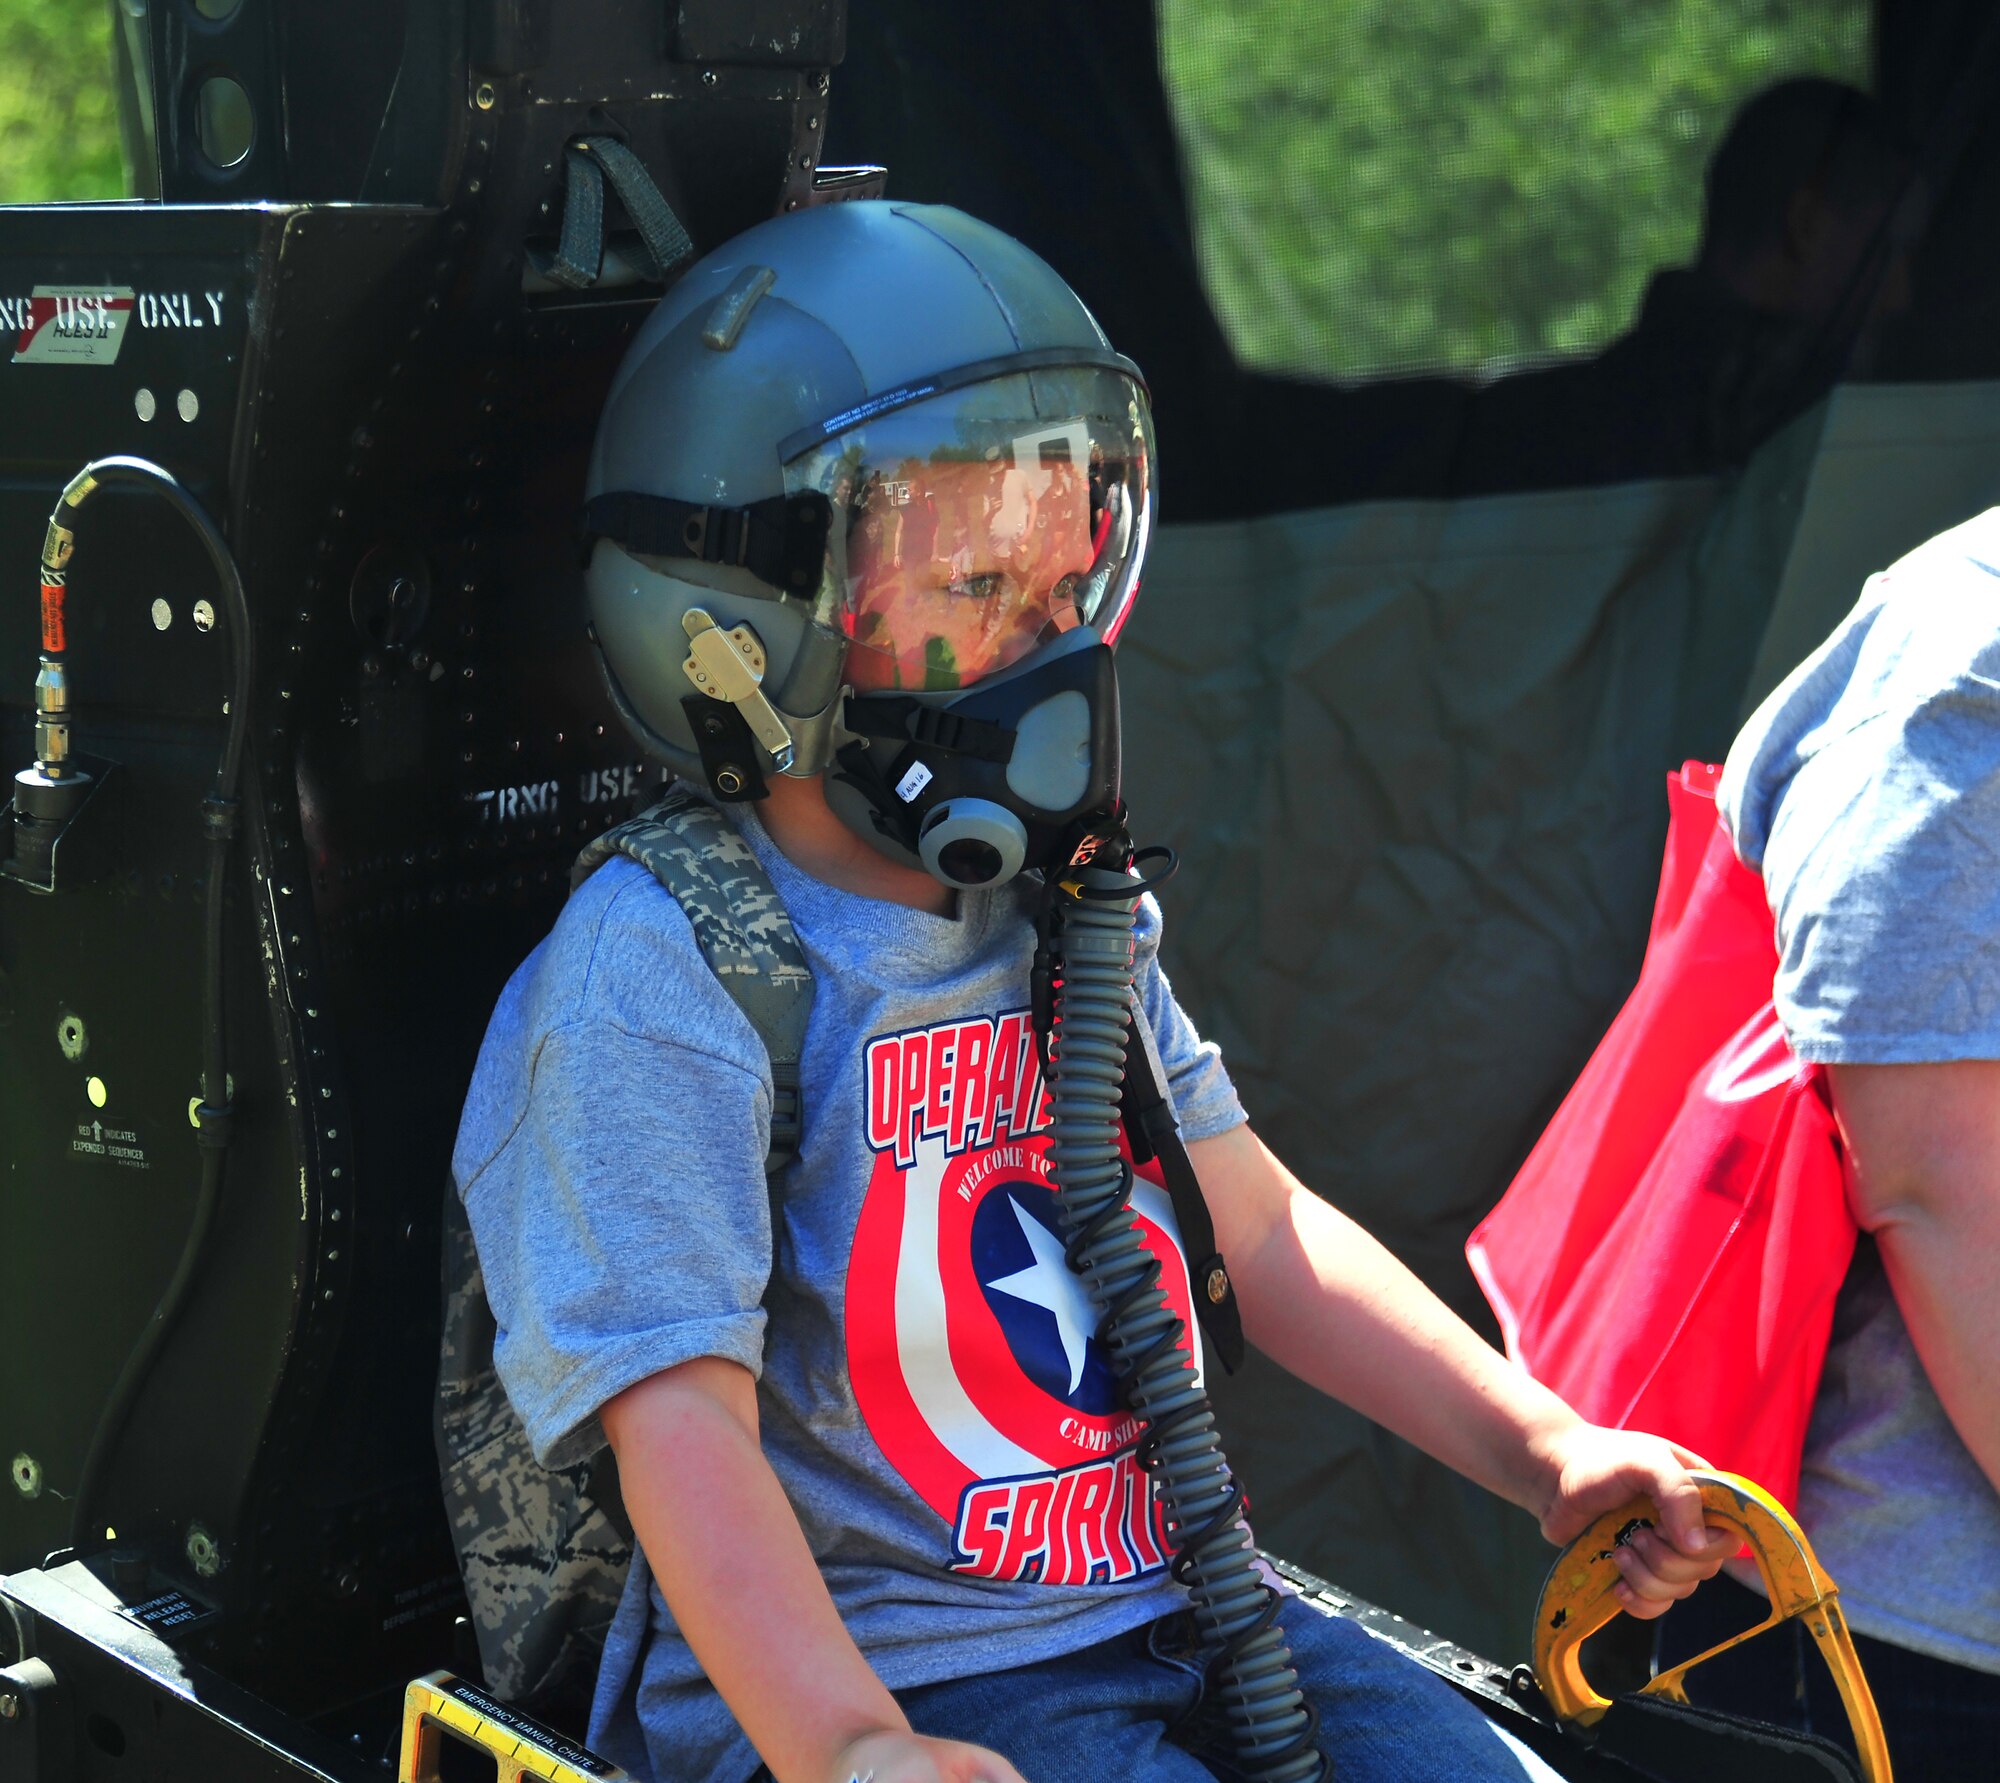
left=1826, top=1058, right=2000, bottom=1495
left=1190, top=1124, right=1732, bottom=1612
left=601, top=1359, right=1024, bottom=1783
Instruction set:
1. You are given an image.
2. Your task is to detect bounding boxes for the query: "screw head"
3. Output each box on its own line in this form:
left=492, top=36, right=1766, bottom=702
left=0, top=1691, right=19, bottom=1720
left=1205, top=1267, right=1230, bottom=1305
left=473, top=80, right=497, bottom=110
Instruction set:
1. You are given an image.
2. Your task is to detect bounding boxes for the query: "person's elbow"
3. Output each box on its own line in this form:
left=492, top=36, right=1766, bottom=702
left=602, top=1353, right=761, bottom=1464
left=1827, top=1059, right=2000, bottom=1237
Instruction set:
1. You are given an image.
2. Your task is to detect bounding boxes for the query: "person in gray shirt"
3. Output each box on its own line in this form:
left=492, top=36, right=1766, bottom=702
left=456, top=199, right=1731, bottom=1783
left=1661, top=507, right=2000, bottom=1777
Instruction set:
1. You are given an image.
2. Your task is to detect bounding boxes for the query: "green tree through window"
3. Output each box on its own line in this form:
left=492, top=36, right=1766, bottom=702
left=0, top=2, right=124, bottom=205
left=1158, top=0, right=1870, bottom=381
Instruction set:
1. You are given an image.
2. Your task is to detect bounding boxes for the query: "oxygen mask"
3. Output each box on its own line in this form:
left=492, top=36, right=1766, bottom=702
left=788, top=362, right=1154, bottom=888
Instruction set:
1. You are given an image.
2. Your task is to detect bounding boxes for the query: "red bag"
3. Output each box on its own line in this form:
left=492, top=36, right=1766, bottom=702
left=1466, top=761, right=1855, bottom=1510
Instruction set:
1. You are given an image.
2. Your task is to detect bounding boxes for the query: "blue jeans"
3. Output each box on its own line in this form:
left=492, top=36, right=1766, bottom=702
left=889, top=1599, right=1543, bottom=1782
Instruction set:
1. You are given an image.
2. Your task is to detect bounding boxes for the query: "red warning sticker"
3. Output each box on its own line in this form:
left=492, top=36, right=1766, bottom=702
left=12, top=287, right=134, bottom=366
left=41, top=578, right=66, bottom=653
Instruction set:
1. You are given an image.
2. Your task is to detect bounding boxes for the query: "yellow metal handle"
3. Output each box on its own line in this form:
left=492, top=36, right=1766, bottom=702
left=399, top=1672, right=628, bottom=1783
left=1532, top=1470, right=1891, bottom=1782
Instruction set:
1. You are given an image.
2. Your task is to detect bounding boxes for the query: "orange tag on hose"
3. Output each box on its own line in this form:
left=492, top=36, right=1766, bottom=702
left=41, top=578, right=66, bottom=652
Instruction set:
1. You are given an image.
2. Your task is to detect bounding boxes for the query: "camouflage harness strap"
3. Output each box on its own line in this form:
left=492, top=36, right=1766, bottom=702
left=572, top=786, right=813, bottom=1172
left=437, top=787, right=812, bottom=1722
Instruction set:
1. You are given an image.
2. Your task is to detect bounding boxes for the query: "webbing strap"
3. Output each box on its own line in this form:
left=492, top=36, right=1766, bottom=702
left=581, top=488, right=830, bottom=595
left=573, top=788, right=813, bottom=1177
left=540, top=136, right=695, bottom=292
left=589, top=137, right=694, bottom=279
left=545, top=146, right=606, bottom=290
left=1122, top=1001, right=1246, bottom=1374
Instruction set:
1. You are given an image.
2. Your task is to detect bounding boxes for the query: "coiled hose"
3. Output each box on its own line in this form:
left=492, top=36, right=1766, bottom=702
left=1042, top=861, right=1327, bottom=1782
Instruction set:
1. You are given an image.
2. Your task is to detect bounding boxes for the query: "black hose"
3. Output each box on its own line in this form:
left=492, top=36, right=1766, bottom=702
left=64, top=458, right=252, bottom=1551
left=1044, top=861, right=1326, bottom=1782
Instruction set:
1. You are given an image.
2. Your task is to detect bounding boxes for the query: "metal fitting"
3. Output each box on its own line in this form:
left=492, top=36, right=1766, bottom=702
left=34, top=660, right=72, bottom=771
left=40, top=519, right=74, bottom=574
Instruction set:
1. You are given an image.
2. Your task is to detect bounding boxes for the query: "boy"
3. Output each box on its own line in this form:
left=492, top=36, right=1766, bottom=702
left=454, top=201, right=1727, bottom=1783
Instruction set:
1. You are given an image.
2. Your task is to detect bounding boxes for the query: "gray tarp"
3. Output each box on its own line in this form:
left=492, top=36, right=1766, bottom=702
left=1120, top=380, right=2000, bottom=1657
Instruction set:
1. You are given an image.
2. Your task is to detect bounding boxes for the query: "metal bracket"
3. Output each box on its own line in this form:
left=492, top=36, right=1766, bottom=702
left=399, top=1672, right=627, bottom=1783
left=680, top=608, right=794, bottom=770
left=1, top=755, right=119, bottom=894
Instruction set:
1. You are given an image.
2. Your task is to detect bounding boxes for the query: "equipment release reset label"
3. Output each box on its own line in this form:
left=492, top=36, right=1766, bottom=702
left=9, top=286, right=135, bottom=365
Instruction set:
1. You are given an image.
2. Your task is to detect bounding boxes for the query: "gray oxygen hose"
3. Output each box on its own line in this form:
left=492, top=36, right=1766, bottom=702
left=1041, top=859, right=1326, bottom=1782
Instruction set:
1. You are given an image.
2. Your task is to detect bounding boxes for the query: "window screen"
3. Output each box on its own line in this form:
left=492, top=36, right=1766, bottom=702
left=1159, top=1, right=1871, bottom=383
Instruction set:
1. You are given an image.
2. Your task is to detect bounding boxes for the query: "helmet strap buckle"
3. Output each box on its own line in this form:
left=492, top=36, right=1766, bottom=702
left=680, top=609, right=796, bottom=771
left=679, top=695, right=768, bottom=803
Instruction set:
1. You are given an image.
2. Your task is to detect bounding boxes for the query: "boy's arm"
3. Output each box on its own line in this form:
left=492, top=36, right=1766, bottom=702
left=1191, top=1125, right=1732, bottom=1613
left=601, top=1359, right=1024, bottom=1783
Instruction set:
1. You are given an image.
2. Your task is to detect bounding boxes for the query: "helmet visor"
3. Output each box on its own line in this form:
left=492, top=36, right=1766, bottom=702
left=785, top=367, right=1153, bottom=692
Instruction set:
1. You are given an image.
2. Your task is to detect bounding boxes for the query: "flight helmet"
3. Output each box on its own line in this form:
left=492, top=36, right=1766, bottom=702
left=584, top=201, right=1154, bottom=886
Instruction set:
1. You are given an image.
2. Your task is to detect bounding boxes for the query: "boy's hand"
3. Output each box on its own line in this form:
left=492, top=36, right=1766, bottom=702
left=1529, top=1423, right=1735, bottom=1619
left=829, top=1728, right=1027, bottom=1783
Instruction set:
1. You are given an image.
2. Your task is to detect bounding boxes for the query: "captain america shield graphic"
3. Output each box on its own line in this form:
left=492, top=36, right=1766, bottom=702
left=848, top=1009, right=1201, bottom=1586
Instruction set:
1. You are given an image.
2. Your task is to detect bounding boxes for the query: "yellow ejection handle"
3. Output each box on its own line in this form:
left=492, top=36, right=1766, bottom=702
left=1532, top=1469, right=1892, bottom=1783
left=399, top=1672, right=630, bottom=1783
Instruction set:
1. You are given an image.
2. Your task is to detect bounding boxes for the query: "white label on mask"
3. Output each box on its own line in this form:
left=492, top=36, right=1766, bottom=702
left=894, top=761, right=934, bottom=803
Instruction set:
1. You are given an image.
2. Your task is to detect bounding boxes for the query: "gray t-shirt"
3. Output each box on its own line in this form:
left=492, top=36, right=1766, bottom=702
left=1719, top=506, right=2000, bottom=1673
left=453, top=806, right=1247, bottom=1782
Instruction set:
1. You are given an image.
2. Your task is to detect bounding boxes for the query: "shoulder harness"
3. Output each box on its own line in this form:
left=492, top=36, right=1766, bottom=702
left=435, top=788, right=811, bottom=1725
